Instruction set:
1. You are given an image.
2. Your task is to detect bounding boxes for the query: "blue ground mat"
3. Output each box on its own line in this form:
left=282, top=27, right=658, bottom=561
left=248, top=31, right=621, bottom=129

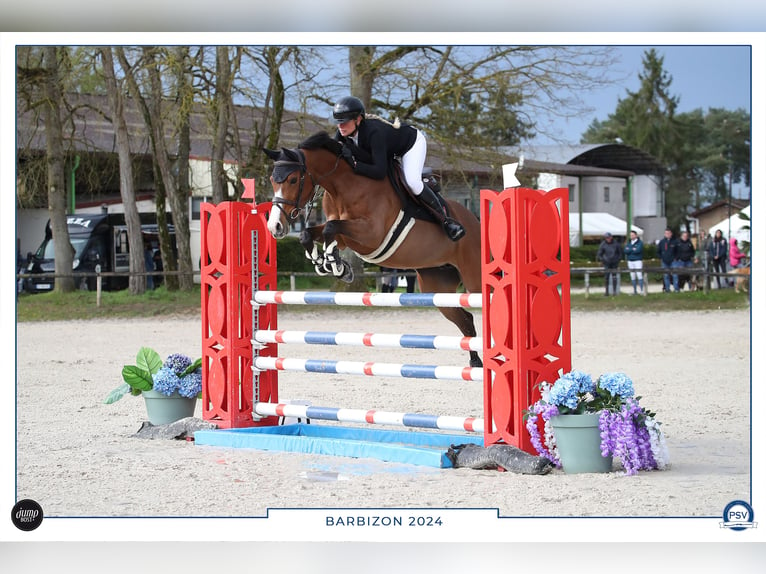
left=193, top=423, right=484, bottom=468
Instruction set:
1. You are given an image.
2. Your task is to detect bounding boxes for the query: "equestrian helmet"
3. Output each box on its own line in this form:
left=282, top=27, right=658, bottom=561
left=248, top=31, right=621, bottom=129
left=333, top=96, right=365, bottom=123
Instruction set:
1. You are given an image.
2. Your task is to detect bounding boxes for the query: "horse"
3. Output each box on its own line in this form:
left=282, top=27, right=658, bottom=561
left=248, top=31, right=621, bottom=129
left=263, top=131, right=483, bottom=367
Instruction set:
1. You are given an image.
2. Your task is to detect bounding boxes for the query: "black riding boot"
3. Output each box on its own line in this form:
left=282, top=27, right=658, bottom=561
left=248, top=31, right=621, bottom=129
left=417, top=184, right=465, bottom=241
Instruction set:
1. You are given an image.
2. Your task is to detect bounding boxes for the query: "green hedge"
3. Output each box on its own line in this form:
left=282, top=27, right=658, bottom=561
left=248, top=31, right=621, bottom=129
left=278, top=236, right=659, bottom=271
left=276, top=236, right=314, bottom=272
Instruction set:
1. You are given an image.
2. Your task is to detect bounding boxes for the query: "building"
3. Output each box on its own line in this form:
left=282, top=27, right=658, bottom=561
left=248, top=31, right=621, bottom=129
left=16, top=93, right=668, bottom=259
left=689, top=198, right=750, bottom=237
left=512, top=144, right=667, bottom=245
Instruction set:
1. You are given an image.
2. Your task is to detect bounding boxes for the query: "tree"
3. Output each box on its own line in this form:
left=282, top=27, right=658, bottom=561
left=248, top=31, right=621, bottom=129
left=581, top=49, right=688, bottom=229
left=99, top=47, right=148, bottom=294
left=115, top=46, right=194, bottom=290
left=343, top=45, right=617, bottom=149
left=210, top=46, right=240, bottom=204
left=697, top=107, right=751, bottom=204
left=41, top=47, right=75, bottom=293
left=236, top=46, right=302, bottom=204
left=16, top=47, right=74, bottom=291
left=582, top=49, right=751, bottom=229
left=144, top=47, right=194, bottom=290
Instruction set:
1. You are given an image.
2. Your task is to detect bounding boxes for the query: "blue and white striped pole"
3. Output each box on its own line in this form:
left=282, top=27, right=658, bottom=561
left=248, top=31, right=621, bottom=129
left=253, top=290, right=482, bottom=308
left=254, top=402, right=484, bottom=433
left=253, top=356, right=482, bottom=382
left=253, top=329, right=482, bottom=352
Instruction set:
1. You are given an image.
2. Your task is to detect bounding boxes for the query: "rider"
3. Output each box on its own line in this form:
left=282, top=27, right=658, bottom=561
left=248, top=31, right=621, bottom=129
left=331, top=95, right=465, bottom=241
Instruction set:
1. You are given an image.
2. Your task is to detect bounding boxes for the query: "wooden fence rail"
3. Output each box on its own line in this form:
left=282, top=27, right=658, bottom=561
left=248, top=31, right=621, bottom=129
left=17, top=267, right=748, bottom=297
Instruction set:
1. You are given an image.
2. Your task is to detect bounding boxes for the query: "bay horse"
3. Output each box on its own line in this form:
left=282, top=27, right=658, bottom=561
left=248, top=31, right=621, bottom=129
left=263, top=131, right=483, bottom=367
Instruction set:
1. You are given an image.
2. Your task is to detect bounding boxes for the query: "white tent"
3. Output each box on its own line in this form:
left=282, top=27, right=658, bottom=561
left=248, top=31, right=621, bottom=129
left=708, top=205, right=750, bottom=242
left=568, top=212, right=643, bottom=246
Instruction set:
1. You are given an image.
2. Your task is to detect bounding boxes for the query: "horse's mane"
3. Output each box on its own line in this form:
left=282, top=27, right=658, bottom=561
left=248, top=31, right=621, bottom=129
left=299, top=131, right=341, bottom=155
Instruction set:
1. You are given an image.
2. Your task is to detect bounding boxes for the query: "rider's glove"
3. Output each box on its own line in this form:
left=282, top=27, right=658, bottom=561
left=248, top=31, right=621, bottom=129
left=340, top=144, right=357, bottom=169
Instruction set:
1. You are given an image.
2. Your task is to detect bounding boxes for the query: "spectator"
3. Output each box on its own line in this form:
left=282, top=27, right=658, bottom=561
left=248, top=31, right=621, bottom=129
left=596, top=232, right=623, bottom=296
left=729, top=237, right=747, bottom=284
left=144, top=244, right=155, bottom=290
left=708, top=230, right=728, bottom=289
left=16, top=239, right=26, bottom=295
left=152, top=249, right=164, bottom=288
left=624, top=230, right=644, bottom=295
left=696, top=230, right=712, bottom=290
left=380, top=266, right=398, bottom=293
left=400, top=269, right=416, bottom=293
left=698, top=230, right=712, bottom=271
left=676, top=230, right=696, bottom=290
left=657, top=227, right=679, bottom=293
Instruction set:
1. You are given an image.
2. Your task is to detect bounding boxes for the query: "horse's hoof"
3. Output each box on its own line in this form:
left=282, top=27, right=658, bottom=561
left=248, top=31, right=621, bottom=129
left=469, top=357, right=483, bottom=368
left=339, top=263, right=354, bottom=283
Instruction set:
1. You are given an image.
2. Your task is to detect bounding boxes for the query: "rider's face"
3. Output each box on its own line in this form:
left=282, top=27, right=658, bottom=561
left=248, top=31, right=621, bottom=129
left=337, top=116, right=360, bottom=137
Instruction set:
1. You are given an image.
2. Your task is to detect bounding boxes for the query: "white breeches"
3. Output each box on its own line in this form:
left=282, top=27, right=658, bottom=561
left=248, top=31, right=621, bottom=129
left=401, top=130, right=427, bottom=195
left=627, top=259, right=643, bottom=280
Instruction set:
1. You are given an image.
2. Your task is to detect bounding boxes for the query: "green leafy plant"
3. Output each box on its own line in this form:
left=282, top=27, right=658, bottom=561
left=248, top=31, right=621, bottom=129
left=104, top=347, right=202, bottom=404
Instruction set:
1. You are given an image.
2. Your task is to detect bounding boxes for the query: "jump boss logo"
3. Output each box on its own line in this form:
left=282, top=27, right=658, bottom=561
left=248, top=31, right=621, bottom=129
left=720, top=500, right=757, bottom=531
left=11, top=499, right=44, bottom=532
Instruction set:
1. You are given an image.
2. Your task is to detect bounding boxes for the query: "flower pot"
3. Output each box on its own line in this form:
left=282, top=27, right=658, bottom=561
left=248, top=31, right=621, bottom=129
left=550, top=413, right=613, bottom=474
left=142, top=389, right=197, bottom=425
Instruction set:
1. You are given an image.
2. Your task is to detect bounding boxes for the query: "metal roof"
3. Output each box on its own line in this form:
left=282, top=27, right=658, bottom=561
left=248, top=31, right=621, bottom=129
left=520, top=143, right=665, bottom=175
left=16, top=93, right=330, bottom=160
left=17, top=94, right=665, bottom=179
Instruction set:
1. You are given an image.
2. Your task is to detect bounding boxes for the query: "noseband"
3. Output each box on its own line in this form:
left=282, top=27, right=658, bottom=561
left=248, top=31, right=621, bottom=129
left=271, top=149, right=341, bottom=222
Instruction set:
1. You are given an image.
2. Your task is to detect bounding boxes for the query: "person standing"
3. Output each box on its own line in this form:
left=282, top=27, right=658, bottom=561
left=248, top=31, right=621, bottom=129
left=657, top=227, right=679, bottom=293
left=729, top=236, right=747, bottom=284
left=676, top=230, right=696, bottom=290
left=698, top=230, right=712, bottom=271
left=708, top=229, right=728, bottom=288
left=697, top=229, right=712, bottom=289
left=624, top=230, right=644, bottom=295
left=596, top=232, right=623, bottom=296
left=380, top=266, right=398, bottom=293
left=144, top=243, right=155, bottom=290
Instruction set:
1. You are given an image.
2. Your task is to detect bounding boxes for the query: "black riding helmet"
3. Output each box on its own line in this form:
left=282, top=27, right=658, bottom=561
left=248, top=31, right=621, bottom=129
left=333, top=96, right=365, bottom=124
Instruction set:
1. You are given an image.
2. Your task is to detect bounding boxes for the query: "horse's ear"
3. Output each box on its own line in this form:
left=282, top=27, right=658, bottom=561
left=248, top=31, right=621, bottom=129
left=263, top=148, right=280, bottom=161
left=282, top=147, right=301, bottom=162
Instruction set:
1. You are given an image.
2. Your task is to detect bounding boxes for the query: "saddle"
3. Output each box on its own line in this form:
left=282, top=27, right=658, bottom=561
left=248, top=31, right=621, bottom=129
left=352, top=160, right=454, bottom=265
left=388, top=161, right=451, bottom=225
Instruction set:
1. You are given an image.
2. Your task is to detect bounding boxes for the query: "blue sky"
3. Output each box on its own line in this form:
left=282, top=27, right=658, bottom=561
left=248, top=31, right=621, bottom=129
left=535, top=44, right=752, bottom=145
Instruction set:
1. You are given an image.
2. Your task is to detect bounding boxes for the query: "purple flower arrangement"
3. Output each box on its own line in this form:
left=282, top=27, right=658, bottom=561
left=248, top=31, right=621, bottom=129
left=524, top=370, right=669, bottom=475
left=105, top=347, right=203, bottom=404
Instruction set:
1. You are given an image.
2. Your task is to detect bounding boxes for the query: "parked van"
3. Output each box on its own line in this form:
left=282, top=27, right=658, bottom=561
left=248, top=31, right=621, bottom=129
left=23, top=213, right=174, bottom=293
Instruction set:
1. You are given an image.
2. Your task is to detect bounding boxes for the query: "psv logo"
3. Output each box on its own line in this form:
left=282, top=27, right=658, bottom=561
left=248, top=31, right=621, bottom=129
left=721, top=500, right=757, bottom=531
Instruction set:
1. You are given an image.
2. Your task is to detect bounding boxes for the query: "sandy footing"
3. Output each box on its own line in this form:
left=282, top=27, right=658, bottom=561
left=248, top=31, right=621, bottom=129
left=14, top=308, right=750, bottom=519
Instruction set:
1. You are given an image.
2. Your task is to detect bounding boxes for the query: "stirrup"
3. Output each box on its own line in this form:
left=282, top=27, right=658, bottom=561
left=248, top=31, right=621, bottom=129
left=443, top=218, right=465, bottom=241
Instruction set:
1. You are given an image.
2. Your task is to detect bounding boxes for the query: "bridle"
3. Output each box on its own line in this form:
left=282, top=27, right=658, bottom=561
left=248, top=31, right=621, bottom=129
left=271, top=149, right=342, bottom=223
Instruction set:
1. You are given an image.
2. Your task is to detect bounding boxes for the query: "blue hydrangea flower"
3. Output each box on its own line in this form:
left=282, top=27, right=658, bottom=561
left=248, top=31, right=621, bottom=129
left=152, top=366, right=182, bottom=396
left=562, top=370, right=595, bottom=394
left=178, top=370, right=202, bottom=398
left=548, top=376, right=581, bottom=409
left=599, top=372, right=635, bottom=398
left=164, top=353, right=193, bottom=377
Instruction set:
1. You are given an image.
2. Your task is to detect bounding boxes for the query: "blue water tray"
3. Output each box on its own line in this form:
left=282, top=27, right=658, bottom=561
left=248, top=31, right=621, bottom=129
left=193, top=423, right=484, bottom=468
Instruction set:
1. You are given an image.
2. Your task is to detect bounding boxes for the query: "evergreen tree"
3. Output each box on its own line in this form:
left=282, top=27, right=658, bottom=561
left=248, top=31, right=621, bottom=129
left=582, top=49, right=751, bottom=229
left=582, top=49, right=685, bottom=230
